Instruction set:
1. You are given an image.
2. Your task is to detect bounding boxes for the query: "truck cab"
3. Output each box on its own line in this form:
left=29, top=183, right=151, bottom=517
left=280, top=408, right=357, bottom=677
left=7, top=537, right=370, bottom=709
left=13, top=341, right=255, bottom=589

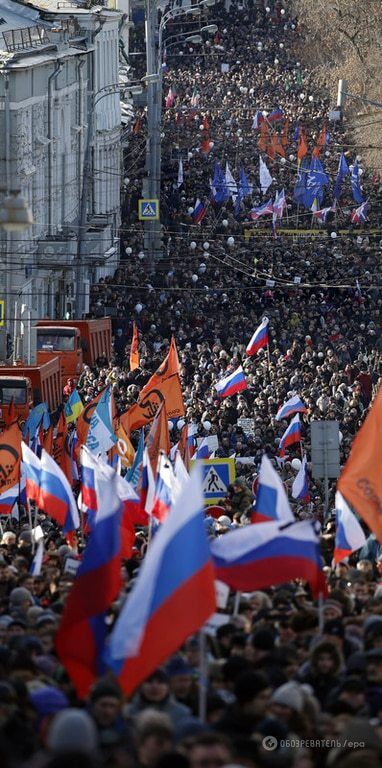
left=36, top=326, right=82, bottom=385
left=0, top=376, right=33, bottom=428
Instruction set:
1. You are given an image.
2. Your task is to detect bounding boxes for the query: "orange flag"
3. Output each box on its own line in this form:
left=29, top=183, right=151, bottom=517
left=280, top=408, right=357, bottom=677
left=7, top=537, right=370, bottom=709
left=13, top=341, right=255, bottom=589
left=115, top=421, right=135, bottom=468
left=281, top=120, right=289, bottom=149
left=313, top=126, right=326, bottom=158
left=120, top=338, right=184, bottom=433
left=338, top=389, right=382, bottom=542
left=53, top=413, right=73, bottom=485
left=120, top=376, right=184, bottom=434
left=76, top=389, right=104, bottom=450
left=43, top=426, right=53, bottom=455
left=146, top=402, right=170, bottom=476
left=270, top=132, right=285, bottom=158
left=0, top=422, right=22, bottom=492
left=297, top=128, right=308, bottom=161
left=258, top=122, right=271, bottom=154
left=130, top=322, right=140, bottom=371
left=178, top=423, right=190, bottom=472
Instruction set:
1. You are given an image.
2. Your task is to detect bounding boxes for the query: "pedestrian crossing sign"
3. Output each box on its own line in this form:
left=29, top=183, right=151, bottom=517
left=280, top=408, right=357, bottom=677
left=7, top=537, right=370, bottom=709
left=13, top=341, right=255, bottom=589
left=195, top=457, right=236, bottom=505
left=138, top=198, right=159, bottom=220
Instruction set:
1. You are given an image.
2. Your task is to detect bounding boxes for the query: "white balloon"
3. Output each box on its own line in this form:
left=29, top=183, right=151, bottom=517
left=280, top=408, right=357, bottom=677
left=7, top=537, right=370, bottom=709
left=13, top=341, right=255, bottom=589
left=125, top=246, right=132, bottom=255
left=203, top=242, right=210, bottom=250
left=138, top=251, right=145, bottom=260
left=291, top=458, right=302, bottom=471
left=177, top=419, right=185, bottom=430
left=339, top=431, right=343, bottom=444
left=227, top=236, right=235, bottom=247
left=192, top=274, right=199, bottom=282
left=199, top=124, right=204, bottom=130
left=203, top=252, right=209, bottom=258
left=188, top=207, right=194, bottom=215
left=203, top=420, right=212, bottom=431
left=331, top=232, right=337, bottom=239
left=135, top=303, right=143, bottom=313
left=308, top=95, right=314, bottom=102
left=222, top=219, right=229, bottom=227
left=168, top=420, right=174, bottom=431
left=280, top=157, right=286, bottom=165
left=190, top=241, right=197, bottom=250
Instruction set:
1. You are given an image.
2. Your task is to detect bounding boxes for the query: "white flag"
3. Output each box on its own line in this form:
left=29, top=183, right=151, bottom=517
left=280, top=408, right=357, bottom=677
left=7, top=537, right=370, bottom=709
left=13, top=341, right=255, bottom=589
left=225, top=163, right=238, bottom=202
left=259, top=156, right=273, bottom=194
left=177, top=159, right=184, bottom=188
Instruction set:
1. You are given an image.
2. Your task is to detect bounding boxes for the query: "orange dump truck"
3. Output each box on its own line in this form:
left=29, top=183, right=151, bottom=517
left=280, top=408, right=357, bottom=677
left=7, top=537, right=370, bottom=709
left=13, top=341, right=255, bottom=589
left=35, top=318, right=112, bottom=387
left=0, top=357, right=61, bottom=427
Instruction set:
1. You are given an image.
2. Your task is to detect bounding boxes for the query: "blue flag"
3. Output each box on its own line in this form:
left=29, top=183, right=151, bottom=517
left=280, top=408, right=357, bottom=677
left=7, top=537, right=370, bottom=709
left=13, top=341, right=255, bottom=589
left=239, top=167, right=253, bottom=198
left=303, top=157, right=329, bottom=209
left=125, top=428, right=144, bottom=489
left=22, top=402, right=50, bottom=438
left=211, top=162, right=229, bottom=204
left=293, top=157, right=310, bottom=204
left=333, top=153, right=349, bottom=200
left=351, top=159, right=364, bottom=204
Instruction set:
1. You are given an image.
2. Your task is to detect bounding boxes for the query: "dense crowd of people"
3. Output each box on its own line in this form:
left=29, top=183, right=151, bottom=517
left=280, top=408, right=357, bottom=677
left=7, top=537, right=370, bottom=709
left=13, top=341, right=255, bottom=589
left=1, top=0, right=382, bottom=766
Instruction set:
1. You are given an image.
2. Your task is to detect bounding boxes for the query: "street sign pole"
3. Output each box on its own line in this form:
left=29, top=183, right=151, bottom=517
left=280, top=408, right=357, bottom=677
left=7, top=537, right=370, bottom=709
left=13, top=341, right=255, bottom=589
left=311, top=420, right=340, bottom=520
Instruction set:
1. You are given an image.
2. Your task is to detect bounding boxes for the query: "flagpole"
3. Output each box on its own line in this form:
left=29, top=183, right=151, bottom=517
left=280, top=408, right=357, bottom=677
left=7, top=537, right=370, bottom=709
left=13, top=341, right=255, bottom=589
left=233, top=590, right=241, bottom=617
left=198, top=628, right=208, bottom=724
left=318, top=591, right=324, bottom=634
left=27, top=500, right=36, bottom=554
left=267, top=340, right=271, bottom=373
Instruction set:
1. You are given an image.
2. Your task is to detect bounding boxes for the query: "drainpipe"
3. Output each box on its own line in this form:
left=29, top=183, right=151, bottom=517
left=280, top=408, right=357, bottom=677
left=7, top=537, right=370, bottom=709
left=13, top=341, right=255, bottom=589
left=77, top=58, right=86, bottom=204
left=47, top=61, right=63, bottom=235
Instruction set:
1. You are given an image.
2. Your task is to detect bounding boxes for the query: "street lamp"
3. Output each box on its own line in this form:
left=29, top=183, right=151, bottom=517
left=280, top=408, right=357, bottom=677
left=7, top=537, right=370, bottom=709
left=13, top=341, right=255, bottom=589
left=185, top=34, right=203, bottom=44
left=201, top=24, right=218, bottom=33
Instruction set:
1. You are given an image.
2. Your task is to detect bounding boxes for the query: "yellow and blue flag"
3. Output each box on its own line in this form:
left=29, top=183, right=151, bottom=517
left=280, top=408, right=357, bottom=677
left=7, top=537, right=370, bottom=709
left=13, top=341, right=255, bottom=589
left=64, top=389, right=84, bottom=424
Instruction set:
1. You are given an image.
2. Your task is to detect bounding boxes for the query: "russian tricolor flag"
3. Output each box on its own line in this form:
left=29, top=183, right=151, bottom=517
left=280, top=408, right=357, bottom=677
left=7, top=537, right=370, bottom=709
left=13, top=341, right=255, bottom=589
left=192, top=198, right=207, bottom=224
left=215, top=366, right=248, bottom=398
left=292, top=456, right=310, bottom=502
left=151, top=451, right=175, bottom=523
left=279, top=414, right=301, bottom=457
left=196, top=437, right=210, bottom=459
left=334, top=491, right=366, bottom=564
left=267, top=107, right=284, bottom=123
left=276, top=394, right=307, bottom=421
left=0, top=484, right=19, bottom=515
left=105, top=464, right=216, bottom=697
left=252, top=455, right=295, bottom=524
left=21, top=442, right=42, bottom=505
left=210, top=519, right=327, bottom=598
left=39, top=450, right=80, bottom=533
left=246, top=317, right=269, bottom=356
left=250, top=199, right=274, bottom=220
left=80, top=448, right=98, bottom=517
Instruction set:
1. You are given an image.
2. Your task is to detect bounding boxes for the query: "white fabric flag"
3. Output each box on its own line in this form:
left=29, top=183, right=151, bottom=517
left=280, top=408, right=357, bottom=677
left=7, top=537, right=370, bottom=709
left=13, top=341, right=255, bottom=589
left=259, top=156, right=273, bottom=194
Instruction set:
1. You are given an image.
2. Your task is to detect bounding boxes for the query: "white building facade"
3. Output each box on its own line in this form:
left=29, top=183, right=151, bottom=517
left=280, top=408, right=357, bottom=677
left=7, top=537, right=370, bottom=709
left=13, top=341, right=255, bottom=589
left=0, top=0, right=124, bottom=359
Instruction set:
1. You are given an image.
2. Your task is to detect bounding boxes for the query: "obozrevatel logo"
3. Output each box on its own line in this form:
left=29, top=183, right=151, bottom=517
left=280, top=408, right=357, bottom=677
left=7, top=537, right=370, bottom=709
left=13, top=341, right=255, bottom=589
left=262, top=736, right=278, bottom=751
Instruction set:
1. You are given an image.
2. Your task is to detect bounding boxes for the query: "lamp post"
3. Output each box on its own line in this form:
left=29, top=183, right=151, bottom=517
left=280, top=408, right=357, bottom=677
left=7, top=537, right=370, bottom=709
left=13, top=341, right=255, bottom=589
left=143, top=0, right=216, bottom=266
left=337, top=79, right=382, bottom=111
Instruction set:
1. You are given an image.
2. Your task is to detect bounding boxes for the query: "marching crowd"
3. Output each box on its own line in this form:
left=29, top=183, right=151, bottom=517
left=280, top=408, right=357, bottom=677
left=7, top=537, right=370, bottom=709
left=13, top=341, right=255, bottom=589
left=1, top=0, right=382, bottom=766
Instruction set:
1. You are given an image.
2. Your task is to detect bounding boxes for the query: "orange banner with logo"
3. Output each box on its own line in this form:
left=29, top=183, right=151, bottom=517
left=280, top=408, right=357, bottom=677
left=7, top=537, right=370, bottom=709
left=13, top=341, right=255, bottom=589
left=0, top=422, right=22, bottom=492
left=120, top=337, right=184, bottom=433
left=338, top=389, right=382, bottom=542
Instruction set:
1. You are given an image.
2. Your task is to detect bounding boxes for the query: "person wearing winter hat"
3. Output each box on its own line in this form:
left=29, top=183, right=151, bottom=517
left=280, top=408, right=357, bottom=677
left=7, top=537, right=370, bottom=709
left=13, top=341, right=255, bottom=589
left=47, top=708, right=99, bottom=755
left=270, top=682, right=314, bottom=738
left=166, top=656, right=197, bottom=713
left=128, top=669, right=192, bottom=731
left=29, top=686, right=69, bottom=743
left=8, top=586, right=34, bottom=618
